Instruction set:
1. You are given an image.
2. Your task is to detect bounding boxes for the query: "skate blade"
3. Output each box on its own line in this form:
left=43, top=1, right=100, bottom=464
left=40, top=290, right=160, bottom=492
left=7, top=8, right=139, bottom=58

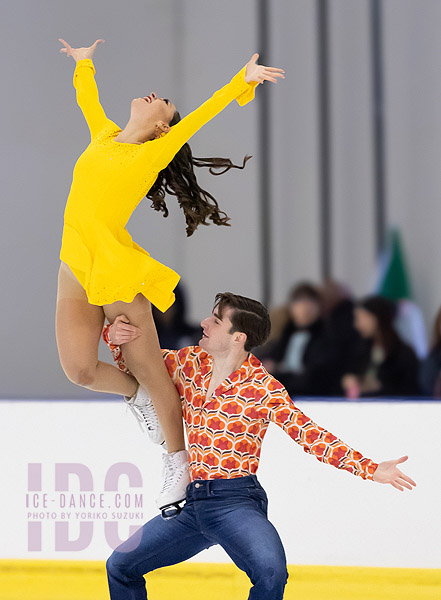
left=160, top=500, right=185, bottom=520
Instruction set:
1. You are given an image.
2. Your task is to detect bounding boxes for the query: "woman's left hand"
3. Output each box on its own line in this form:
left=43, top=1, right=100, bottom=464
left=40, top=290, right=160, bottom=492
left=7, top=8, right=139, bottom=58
left=244, top=53, right=285, bottom=84
left=372, top=455, right=417, bottom=491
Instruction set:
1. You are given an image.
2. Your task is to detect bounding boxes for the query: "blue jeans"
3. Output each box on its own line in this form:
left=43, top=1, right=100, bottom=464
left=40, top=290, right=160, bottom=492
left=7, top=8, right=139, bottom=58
left=106, top=475, right=288, bottom=599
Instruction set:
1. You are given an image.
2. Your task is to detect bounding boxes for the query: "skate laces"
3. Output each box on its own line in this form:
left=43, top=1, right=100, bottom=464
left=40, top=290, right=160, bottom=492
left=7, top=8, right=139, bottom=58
left=160, top=455, right=185, bottom=494
left=125, top=397, right=159, bottom=433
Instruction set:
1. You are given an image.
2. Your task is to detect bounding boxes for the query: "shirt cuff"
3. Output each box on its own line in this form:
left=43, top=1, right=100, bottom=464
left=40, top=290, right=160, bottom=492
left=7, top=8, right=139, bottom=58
left=364, top=460, right=379, bottom=481
left=232, top=65, right=259, bottom=107
left=102, top=323, right=112, bottom=346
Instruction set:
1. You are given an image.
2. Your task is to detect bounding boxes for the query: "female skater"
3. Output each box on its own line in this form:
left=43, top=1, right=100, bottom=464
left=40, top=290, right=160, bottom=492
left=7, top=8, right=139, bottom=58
left=56, top=37, right=284, bottom=515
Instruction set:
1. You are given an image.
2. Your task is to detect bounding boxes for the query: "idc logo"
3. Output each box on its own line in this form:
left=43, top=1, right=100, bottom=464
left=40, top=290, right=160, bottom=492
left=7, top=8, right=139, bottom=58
left=26, top=463, right=145, bottom=552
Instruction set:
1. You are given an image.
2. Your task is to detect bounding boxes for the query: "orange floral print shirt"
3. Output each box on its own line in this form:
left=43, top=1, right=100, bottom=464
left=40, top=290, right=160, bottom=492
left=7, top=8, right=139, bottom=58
left=102, top=325, right=378, bottom=482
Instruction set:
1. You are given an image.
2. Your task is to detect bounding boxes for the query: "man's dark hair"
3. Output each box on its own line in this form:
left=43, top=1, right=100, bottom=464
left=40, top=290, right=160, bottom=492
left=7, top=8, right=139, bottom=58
left=213, top=292, right=271, bottom=352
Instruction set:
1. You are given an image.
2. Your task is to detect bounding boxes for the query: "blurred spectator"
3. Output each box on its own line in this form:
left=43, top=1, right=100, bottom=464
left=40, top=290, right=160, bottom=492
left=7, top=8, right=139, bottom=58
left=435, top=374, right=441, bottom=398
left=394, top=299, right=428, bottom=360
left=342, top=295, right=420, bottom=398
left=152, top=282, right=200, bottom=350
left=265, top=304, right=290, bottom=344
left=263, top=282, right=334, bottom=396
left=254, top=304, right=290, bottom=363
left=320, top=279, right=362, bottom=394
left=420, top=306, right=441, bottom=397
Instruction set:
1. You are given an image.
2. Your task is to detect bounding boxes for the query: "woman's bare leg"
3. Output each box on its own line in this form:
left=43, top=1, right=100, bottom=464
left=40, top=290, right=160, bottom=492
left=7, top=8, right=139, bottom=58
left=103, top=295, right=185, bottom=453
left=55, top=262, right=138, bottom=396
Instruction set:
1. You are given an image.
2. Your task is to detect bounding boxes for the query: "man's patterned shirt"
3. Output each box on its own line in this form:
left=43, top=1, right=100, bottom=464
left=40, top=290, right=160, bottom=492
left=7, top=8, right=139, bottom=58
left=102, top=326, right=378, bottom=482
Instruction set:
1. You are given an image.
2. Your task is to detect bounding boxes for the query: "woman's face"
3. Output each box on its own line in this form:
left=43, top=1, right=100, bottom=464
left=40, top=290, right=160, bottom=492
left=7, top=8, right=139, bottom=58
left=354, top=307, right=378, bottom=338
left=130, top=92, right=176, bottom=128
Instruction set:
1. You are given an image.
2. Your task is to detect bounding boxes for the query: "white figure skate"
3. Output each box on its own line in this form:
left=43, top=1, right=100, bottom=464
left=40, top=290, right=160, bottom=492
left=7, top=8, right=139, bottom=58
left=124, top=384, right=166, bottom=446
left=156, top=449, right=190, bottom=519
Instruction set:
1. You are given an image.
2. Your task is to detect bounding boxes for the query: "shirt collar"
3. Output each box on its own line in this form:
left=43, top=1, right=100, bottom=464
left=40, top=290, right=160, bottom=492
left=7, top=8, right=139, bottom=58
left=199, top=349, right=263, bottom=395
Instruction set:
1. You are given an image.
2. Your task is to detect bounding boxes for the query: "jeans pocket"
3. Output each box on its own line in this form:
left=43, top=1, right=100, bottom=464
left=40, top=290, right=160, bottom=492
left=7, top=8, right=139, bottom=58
left=247, top=487, right=268, bottom=515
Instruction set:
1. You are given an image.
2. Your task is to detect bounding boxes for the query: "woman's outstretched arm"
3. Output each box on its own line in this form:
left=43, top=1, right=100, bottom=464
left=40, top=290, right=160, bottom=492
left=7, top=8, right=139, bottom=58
left=59, top=38, right=110, bottom=140
left=151, top=53, right=285, bottom=169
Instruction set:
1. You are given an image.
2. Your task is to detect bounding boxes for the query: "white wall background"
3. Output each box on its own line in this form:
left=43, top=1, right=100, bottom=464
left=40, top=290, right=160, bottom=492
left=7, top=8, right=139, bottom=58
left=1, top=0, right=441, bottom=396
left=1, top=399, right=439, bottom=568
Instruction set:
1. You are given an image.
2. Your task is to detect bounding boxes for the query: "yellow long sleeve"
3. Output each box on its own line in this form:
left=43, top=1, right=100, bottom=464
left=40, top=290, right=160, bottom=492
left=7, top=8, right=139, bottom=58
left=61, top=60, right=258, bottom=310
left=151, top=66, right=258, bottom=170
left=73, top=59, right=112, bottom=140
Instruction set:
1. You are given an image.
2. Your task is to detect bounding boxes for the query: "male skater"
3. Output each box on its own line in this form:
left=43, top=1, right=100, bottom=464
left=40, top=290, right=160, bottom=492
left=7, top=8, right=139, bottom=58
left=102, top=292, right=415, bottom=600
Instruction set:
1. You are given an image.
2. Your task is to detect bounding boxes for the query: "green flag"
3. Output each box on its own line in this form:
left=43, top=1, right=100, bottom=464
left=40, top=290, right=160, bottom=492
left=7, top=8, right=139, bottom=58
left=376, top=228, right=412, bottom=301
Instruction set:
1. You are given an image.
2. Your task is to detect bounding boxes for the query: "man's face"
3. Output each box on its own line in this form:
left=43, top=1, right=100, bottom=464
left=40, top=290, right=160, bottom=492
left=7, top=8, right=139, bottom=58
left=199, top=306, right=239, bottom=354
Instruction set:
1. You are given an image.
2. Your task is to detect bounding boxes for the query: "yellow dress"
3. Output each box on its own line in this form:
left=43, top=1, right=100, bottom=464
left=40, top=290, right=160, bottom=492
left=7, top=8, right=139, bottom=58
left=60, top=58, right=258, bottom=312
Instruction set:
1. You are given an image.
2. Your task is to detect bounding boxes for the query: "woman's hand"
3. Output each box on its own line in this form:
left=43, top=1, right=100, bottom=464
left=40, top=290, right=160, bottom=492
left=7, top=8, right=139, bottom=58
left=58, top=38, right=104, bottom=62
left=244, top=53, right=285, bottom=84
left=108, top=315, right=141, bottom=346
left=372, top=456, right=416, bottom=491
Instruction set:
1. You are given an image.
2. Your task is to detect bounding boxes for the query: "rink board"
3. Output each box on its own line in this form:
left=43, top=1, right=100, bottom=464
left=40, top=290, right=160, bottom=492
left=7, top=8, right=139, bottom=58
left=1, top=399, right=439, bottom=567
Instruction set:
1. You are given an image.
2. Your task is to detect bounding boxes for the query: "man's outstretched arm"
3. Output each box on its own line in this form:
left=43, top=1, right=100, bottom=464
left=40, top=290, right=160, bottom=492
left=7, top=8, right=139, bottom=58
left=264, top=380, right=416, bottom=490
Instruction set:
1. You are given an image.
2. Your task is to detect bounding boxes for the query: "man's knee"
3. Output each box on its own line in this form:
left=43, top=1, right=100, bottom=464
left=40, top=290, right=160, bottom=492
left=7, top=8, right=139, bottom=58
left=106, top=548, right=151, bottom=583
left=106, top=552, right=118, bottom=577
left=255, top=559, right=289, bottom=591
left=106, top=551, right=131, bottom=581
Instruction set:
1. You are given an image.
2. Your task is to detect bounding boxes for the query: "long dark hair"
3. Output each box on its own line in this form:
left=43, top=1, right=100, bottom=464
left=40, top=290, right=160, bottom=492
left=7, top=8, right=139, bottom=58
left=357, top=295, right=400, bottom=356
left=146, top=111, right=252, bottom=237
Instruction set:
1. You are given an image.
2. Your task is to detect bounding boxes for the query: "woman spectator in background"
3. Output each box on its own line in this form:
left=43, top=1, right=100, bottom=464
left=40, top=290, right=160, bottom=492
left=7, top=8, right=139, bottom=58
left=420, top=305, right=441, bottom=397
left=342, top=296, right=420, bottom=398
left=320, top=279, right=362, bottom=394
left=263, top=283, right=334, bottom=396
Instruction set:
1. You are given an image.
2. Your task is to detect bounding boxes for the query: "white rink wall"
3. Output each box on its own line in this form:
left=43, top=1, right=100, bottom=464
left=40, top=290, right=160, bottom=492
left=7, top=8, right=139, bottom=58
left=0, top=399, right=439, bottom=568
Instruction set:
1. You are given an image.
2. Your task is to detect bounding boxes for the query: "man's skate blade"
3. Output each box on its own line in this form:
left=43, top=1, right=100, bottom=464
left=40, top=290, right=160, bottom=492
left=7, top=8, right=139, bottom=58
left=160, top=501, right=185, bottom=520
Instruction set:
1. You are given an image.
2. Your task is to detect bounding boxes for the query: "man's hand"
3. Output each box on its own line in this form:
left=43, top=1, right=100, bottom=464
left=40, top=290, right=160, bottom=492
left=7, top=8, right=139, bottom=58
left=59, top=38, right=104, bottom=62
left=244, top=53, right=285, bottom=84
left=373, top=456, right=416, bottom=491
left=108, top=315, right=141, bottom=346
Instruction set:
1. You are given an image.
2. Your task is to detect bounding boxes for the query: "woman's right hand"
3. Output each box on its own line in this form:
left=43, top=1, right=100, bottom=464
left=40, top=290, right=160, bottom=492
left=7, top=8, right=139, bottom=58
left=108, top=315, right=142, bottom=346
left=58, top=38, right=104, bottom=62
